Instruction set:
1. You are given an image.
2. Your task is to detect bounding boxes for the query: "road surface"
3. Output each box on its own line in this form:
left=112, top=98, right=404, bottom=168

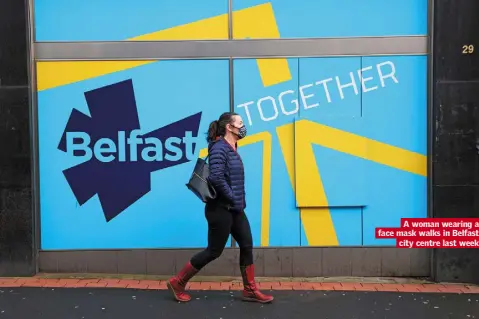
left=0, top=287, right=478, bottom=318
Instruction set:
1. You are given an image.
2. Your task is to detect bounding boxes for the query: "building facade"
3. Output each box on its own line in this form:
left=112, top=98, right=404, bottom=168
left=0, top=0, right=477, bottom=283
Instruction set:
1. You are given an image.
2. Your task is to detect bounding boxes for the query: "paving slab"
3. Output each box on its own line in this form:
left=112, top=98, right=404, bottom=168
left=0, top=287, right=478, bottom=319
left=2, top=277, right=479, bottom=293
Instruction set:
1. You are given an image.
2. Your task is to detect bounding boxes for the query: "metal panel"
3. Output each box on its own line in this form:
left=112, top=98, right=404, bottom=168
left=55, top=251, right=88, bottom=273
left=27, top=0, right=40, bottom=272
left=37, top=251, right=57, bottom=272
left=264, top=248, right=293, bottom=277
left=351, top=248, right=382, bottom=277
left=227, top=0, right=232, bottom=40
left=410, top=248, right=431, bottom=276
left=85, top=251, right=118, bottom=273
left=34, top=36, right=428, bottom=60
left=322, top=248, right=353, bottom=276
left=381, top=248, right=414, bottom=277
left=118, top=251, right=147, bottom=274
left=292, top=248, right=322, bottom=277
left=428, top=0, right=436, bottom=280
left=146, top=250, right=176, bottom=276
left=39, top=247, right=431, bottom=277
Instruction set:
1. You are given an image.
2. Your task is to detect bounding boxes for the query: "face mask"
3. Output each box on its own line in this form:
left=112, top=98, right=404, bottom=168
left=232, top=125, right=247, bottom=139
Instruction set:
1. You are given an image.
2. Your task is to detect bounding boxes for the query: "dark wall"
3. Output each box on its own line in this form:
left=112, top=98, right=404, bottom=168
left=433, top=0, right=479, bottom=283
left=0, top=0, right=35, bottom=276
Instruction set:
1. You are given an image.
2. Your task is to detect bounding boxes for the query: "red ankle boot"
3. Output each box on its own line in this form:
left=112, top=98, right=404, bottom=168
left=240, top=264, right=274, bottom=303
left=167, top=262, right=198, bottom=302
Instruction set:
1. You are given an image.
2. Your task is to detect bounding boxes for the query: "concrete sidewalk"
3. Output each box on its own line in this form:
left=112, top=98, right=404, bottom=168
left=1, top=274, right=478, bottom=293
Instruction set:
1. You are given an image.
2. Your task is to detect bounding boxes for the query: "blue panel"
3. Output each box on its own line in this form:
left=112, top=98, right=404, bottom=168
left=269, top=132, right=300, bottom=246
left=35, top=0, right=228, bottom=41
left=312, top=145, right=366, bottom=206
left=298, top=57, right=362, bottom=120
left=299, top=207, right=362, bottom=246
left=234, top=0, right=428, bottom=37
left=361, top=56, right=428, bottom=154
left=300, top=145, right=363, bottom=246
left=297, top=56, right=365, bottom=208
left=36, top=0, right=427, bottom=41
left=38, top=60, right=230, bottom=249
left=304, top=56, right=427, bottom=155
left=359, top=56, right=428, bottom=245
left=234, top=58, right=300, bottom=246
left=362, top=160, right=427, bottom=246
left=38, top=54, right=427, bottom=249
left=295, top=56, right=427, bottom=246
left=330, top=208, right=362, bottom=246
left=239, top=142, right=263, bottom=247
left=234, top=59, right=300, bottom=130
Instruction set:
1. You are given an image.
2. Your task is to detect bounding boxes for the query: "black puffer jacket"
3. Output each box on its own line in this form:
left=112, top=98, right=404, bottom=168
left=207, top=137, right=245, bottom=212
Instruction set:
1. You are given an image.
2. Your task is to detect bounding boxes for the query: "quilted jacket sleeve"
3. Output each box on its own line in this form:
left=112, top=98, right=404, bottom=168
left=208, top=145, right=234, bottom=203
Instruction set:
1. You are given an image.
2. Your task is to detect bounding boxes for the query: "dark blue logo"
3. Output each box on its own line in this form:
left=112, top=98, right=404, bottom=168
left=58, top=79, right=202, bottom=221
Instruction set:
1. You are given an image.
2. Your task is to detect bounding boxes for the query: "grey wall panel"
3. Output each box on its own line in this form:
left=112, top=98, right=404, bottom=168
left=264, top=248, right=293, bottom=277
left=146, top=250, right=177, bottom=276
left=118, top=251, right=147, bottom=275
left=351, top=248, right=382, bottom=277
left=292, top=248, right=322, bottom=277
left=322, top=248, right=353, bottom=277
left=39, top=248, right=430, bottom=277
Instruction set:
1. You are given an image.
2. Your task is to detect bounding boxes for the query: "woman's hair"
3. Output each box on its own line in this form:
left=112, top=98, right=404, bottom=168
left=206, top=112, right=239, bottom=142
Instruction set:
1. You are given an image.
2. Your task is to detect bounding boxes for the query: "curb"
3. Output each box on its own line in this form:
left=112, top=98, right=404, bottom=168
left=1, top=278, right=478, bottom=293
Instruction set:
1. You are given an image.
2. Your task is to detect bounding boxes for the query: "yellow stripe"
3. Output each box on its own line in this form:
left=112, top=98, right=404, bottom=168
left=299, top=208, right=339, bottom=246
left=294, top=122, right=331, bottom=207
left=296, top=120, right=427, bottom=177
left=239, top=132, right=272, bottom=247
left=130, top=15, right=227, bottom=41
left=276, top=123, right=338, bottom=246
left=197, top=132, right=272, bottom=246
left=277, top=120, right=427, bottom=246
left=275, top=123, right=295, bottom=190
left=294, top=119, right=426, bottom=208
left=37, top=3, right=291, bottom=91
left=232, top=2, right=292, bottom=87
left=36, top=61, right=154, bottom=92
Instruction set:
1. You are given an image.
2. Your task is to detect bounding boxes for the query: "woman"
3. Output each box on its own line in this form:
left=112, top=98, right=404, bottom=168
left=167, top=112, right=274, bottom=304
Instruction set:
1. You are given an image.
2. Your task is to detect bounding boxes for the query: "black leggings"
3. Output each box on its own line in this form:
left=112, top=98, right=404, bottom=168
left=190, top=202, right=254, bottom=270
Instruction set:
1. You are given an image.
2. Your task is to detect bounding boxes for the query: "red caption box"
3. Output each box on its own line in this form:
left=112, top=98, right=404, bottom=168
left=375, top=218, right=479, bottom=248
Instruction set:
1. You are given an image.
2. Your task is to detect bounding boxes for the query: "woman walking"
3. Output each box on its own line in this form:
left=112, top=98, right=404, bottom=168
left=167, top=112, right=274, bottom=304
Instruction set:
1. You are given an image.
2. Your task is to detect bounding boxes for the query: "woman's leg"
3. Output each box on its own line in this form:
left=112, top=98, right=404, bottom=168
left=190, top=204, right=232, bottom=269
left=167, top=203, right=232, bottom=302
left=231, top=211, right=274, bottom=303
